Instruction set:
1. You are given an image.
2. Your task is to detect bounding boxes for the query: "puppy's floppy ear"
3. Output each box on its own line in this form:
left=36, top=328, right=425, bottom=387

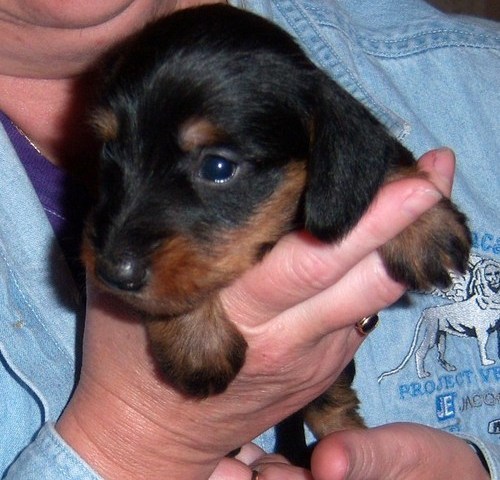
left=305, top=73, right=410, bottom=241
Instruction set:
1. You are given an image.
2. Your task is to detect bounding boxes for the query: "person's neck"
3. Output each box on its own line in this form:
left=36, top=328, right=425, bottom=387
left=0, top=72, right=100, bottom=188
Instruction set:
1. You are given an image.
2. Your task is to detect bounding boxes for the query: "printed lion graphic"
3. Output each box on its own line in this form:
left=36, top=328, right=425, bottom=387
left=378, top=255, right=500, bottom=382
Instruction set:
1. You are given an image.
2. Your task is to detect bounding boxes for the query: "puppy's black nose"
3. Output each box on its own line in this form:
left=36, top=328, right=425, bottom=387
left=96, top=256, right=149, bottom=292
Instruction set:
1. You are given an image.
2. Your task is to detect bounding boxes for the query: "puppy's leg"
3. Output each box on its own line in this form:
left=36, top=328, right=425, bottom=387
left=380, top=167, right=471, bottom=290
left=145, top=296, right=247, bottom=398
left=304, top=361, right=365, bottom=439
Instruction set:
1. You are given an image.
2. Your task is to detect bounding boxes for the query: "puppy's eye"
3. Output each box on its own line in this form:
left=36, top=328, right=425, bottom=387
left=199, top=154, right=238, bottom=184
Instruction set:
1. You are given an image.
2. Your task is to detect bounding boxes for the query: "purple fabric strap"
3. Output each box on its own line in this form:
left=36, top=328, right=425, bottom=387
left=0, top=110, right=90, bottom=283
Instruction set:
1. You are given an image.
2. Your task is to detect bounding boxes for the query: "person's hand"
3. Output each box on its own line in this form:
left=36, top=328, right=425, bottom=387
left=311, top=423, right=490, bottom=480
left=56, top=149, right=455, bottom=480
left=210, top=443, right=313, bottom=479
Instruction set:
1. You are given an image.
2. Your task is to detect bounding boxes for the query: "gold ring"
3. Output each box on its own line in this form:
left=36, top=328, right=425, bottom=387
left=355, top=314, right=379, bottom=336
left=251, top=470, right=259, bottom=480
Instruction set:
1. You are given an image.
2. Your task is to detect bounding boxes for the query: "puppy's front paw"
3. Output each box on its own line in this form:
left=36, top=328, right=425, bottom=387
left=146, top=297, right=247, bottom=398
left=380, top=198, right=471, bottom=290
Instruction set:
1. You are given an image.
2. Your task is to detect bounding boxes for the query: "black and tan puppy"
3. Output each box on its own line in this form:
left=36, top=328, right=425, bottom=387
left=83, top=4, right=471, bottom=438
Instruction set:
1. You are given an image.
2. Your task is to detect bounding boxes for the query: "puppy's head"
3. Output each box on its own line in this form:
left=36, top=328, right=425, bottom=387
left=84, top=4, right=406, bottom=316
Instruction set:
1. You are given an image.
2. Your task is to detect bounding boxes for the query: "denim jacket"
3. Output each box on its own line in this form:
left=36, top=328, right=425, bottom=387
left=2, top=0, right=499, bottom=478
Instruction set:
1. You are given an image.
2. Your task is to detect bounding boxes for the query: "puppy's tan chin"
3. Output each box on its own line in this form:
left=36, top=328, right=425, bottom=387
left=108, top=290, right=198, bottom=319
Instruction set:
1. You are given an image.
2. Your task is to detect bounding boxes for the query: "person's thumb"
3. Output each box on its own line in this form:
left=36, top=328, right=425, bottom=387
left=310, top=422, right=491, bottom=480
left=310, top=425, right=418, bottom=480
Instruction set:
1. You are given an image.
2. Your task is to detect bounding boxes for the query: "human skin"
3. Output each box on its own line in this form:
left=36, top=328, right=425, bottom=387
left=0, top=1, right=489, bottom=478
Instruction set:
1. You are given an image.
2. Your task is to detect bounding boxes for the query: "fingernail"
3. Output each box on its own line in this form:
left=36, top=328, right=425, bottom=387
left=432, top=147, right=455, bottom=185
left=402, top=187, right=442, bottom=217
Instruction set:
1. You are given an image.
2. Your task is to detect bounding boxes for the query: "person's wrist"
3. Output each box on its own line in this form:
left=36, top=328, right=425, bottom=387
left=56, top=380, right=223, bottom=480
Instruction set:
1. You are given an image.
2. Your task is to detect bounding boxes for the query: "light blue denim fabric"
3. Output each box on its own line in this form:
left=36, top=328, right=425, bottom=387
left=2, top=0, right=499, bottom=478
left=0, top=125, right=85, bottom=477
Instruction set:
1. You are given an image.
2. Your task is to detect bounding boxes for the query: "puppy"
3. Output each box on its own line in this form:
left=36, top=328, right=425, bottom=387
left=83, top=4, right=471, bottom=439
